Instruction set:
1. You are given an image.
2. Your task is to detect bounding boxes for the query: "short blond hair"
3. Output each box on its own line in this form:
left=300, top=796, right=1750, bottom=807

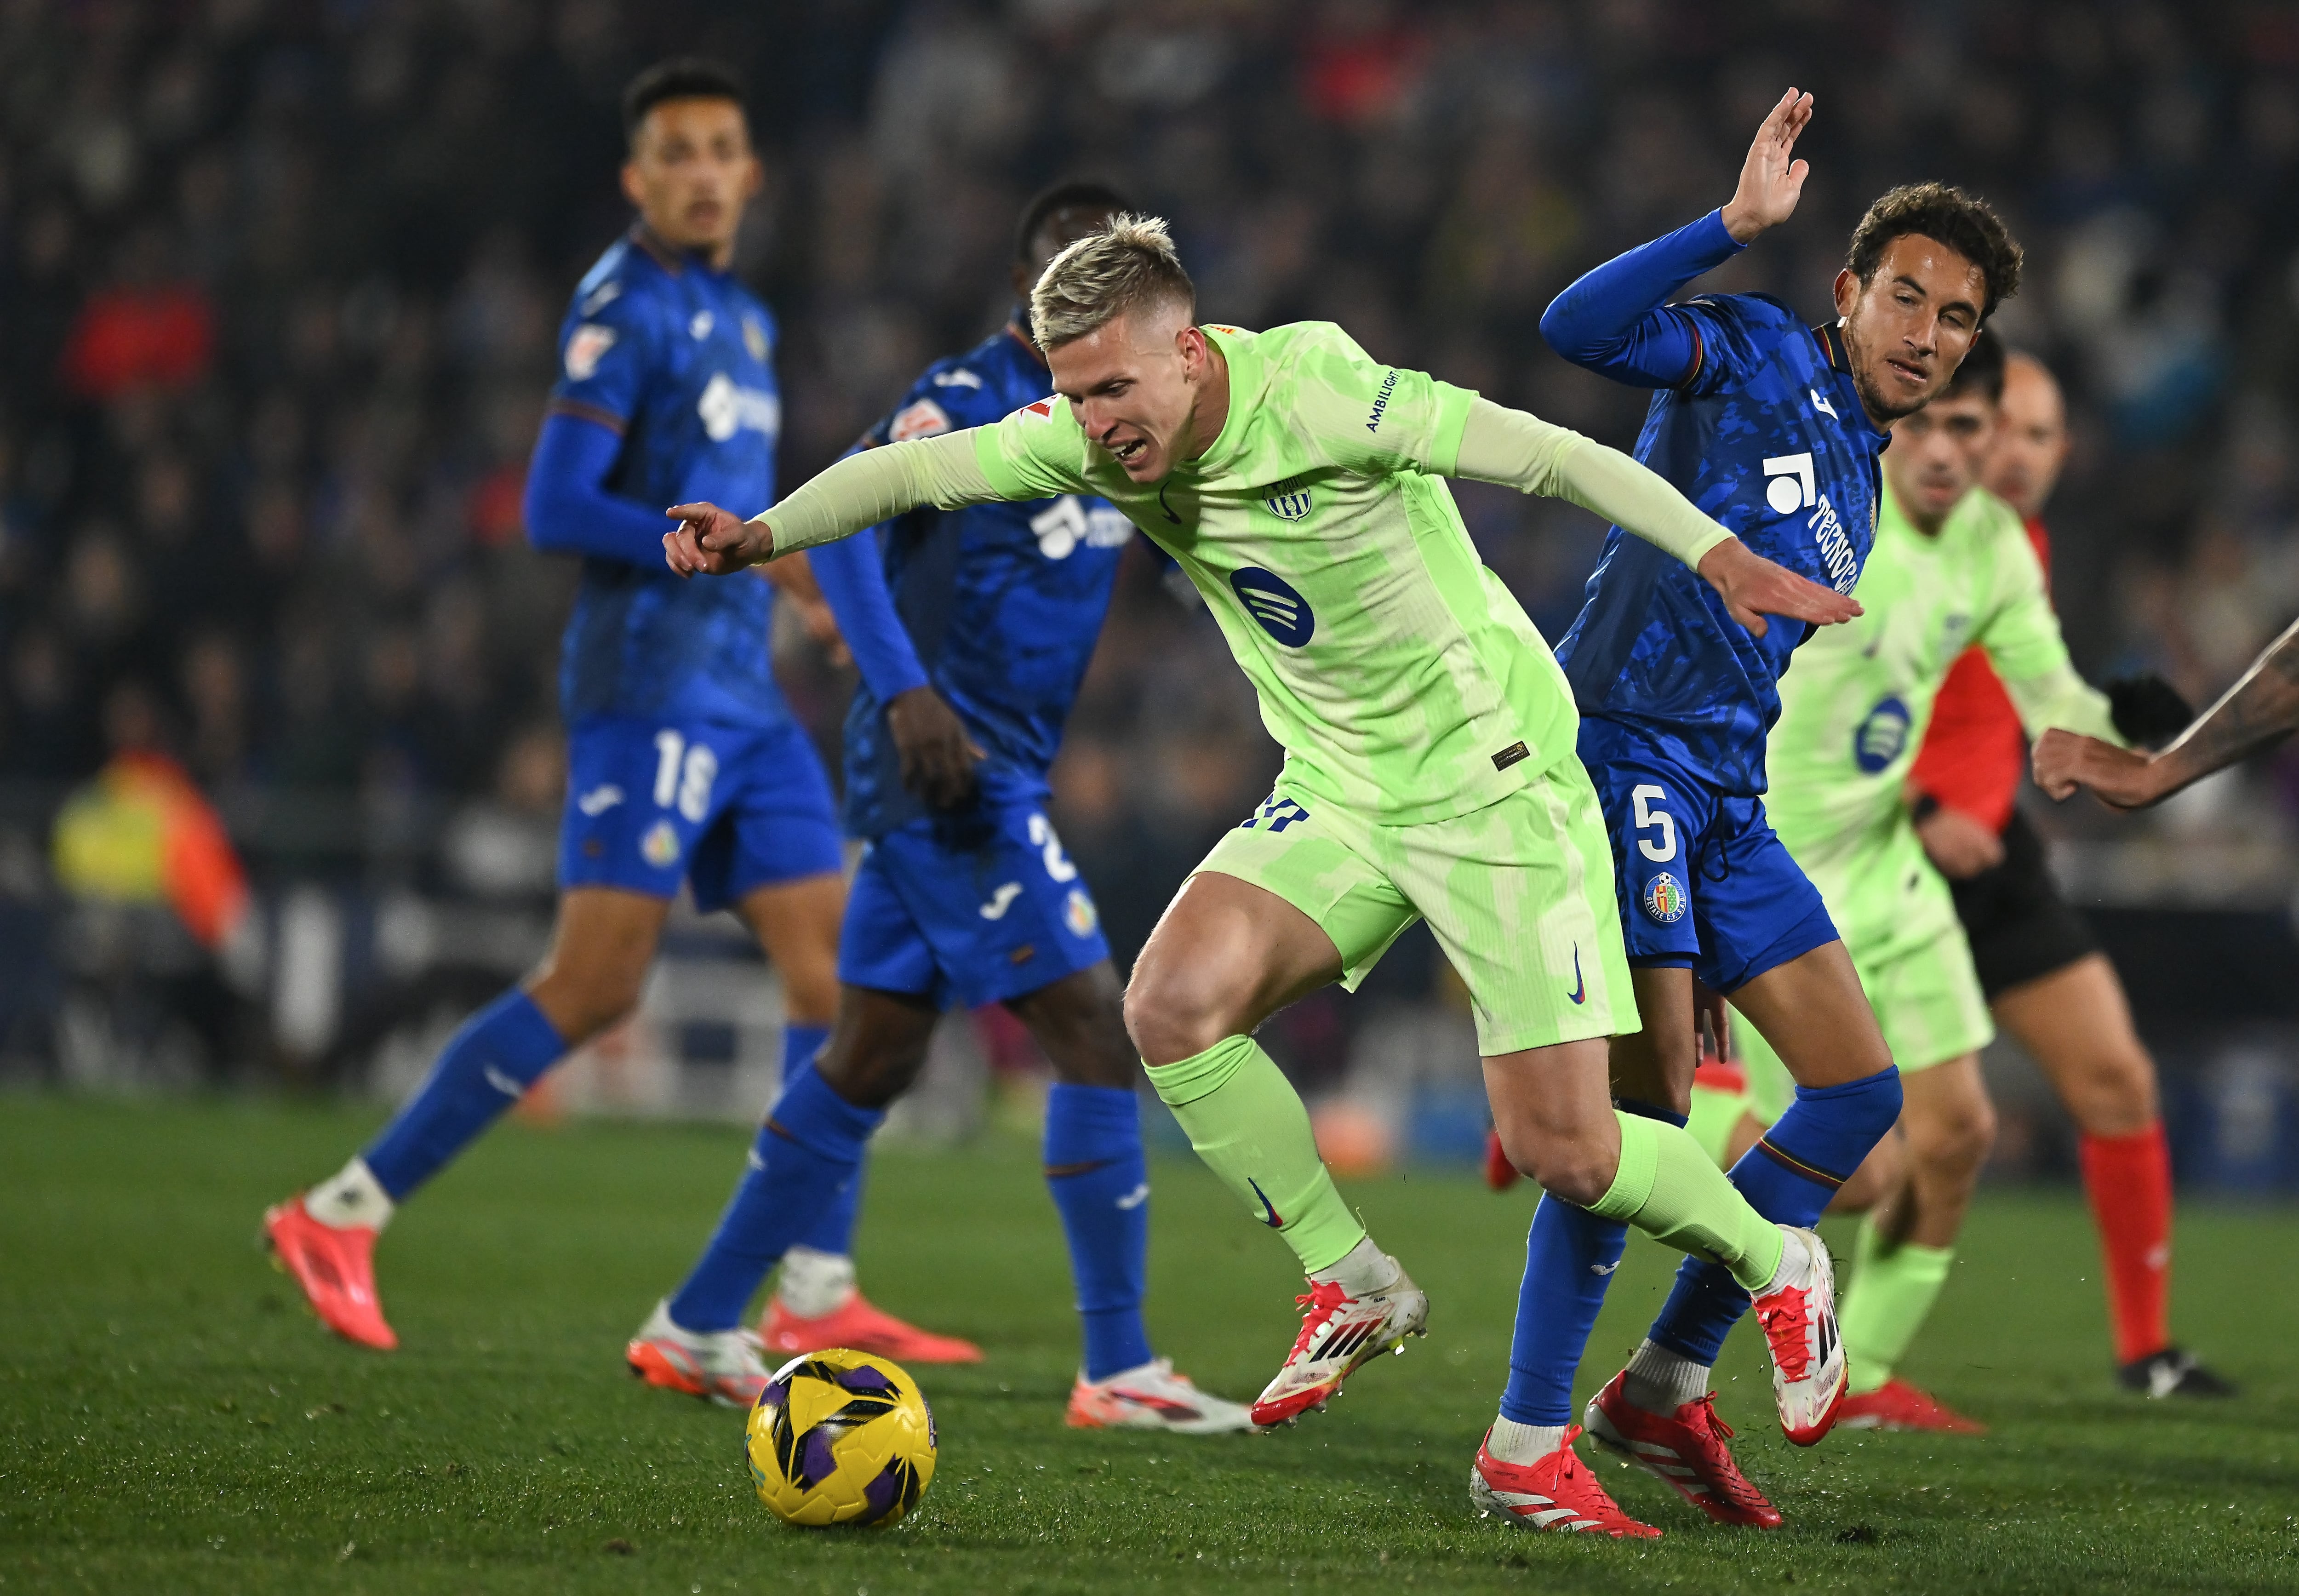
left=1028, top=213, right=1197, bottom=350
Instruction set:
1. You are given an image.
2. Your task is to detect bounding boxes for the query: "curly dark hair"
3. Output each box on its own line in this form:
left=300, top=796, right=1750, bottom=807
left=1846, top=182, right=2023, bottom=322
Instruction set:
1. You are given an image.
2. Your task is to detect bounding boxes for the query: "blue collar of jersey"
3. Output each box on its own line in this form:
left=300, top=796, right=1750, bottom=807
left=628, top=223, right=730, bottom=280
left=1810, top=319, right=1892, bottom=448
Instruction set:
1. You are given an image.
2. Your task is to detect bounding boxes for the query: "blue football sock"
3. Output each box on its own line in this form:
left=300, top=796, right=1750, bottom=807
left=1043, top=1083, right=1153, bottom=1380
left=1498, top=1099, right=1683, bottom=1426
left=774, top=1027, right=858, bottom=1256
left=1650, top=1064, right=1902, bottom=1363
left=667, top=1061, right=883, bottom=1333
left=360, top=990, right=565, bottom=1201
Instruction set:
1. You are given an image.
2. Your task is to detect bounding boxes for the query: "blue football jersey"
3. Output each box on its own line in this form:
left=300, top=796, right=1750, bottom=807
left=840, top=324, right=1134, bottom=837
left=1553, top=297, right=1890, bottom=795
left=546, top=229, right=788, bottom=728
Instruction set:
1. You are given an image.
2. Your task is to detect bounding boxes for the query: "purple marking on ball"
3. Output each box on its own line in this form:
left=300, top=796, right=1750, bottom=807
left=799, top=1428, right=840, bottom=1488
left=835, top=1366, right=898, bottom=1396
left=861, top=1461, right=904, bottom=1522
left=759, top=1379, right=788, bottom=1410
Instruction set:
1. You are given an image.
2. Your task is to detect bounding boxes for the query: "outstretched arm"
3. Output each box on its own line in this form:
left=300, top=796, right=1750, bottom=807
left=1451, top=396, right=1859, bottom=637
left=1538, top=89, right=1813, bottom=387
left=2036, top=616, right=2299, bottom=808
left=664, top=429, right=1002, bottom=575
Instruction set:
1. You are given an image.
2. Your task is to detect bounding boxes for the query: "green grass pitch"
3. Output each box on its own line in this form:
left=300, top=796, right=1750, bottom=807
left=4, top=1094, right=2295, bottom=1594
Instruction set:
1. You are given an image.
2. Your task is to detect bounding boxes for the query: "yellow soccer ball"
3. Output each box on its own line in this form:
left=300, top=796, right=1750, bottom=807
left=744, top=1348, right=937, bottom=1528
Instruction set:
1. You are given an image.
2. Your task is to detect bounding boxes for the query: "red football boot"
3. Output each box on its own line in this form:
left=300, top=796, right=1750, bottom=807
left=1836, top=1378, right=1986, bottom=1434
left=1583, top=1371, right=1782, bottom=1527
left=1471, top=1424, right=1661, bottom=1538
left=263, top=1197, right=396, bottom=1350
left=759, top=1291, right=983, bottom=1364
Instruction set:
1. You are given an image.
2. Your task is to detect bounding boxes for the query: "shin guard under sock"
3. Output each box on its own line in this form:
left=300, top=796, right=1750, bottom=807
left=361, top=990, right=566, bottom=1201
left=1044, top=1083, right=1153, bottom=1380
left=2079, top=1124, right=2174, bottom=1364
left=667, top=1062, right=882, bottom=1333
left=1497, top=1101, right=1681, bottom=1427
left=1838, top=1214, right=1953, bottom=1394
left=1650, top=1064, right=1902, bottom=1363
left=1147, top=1035, right=1363, bottom=1274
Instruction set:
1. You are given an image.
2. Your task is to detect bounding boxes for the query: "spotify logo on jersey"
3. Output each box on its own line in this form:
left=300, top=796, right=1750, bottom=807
left=1230, top=567, right=1315, bottom=647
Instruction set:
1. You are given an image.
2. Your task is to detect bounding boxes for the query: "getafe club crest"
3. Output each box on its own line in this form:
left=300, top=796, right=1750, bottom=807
left=1259, top=474, right=1314, bottom=522
left=1642, top=872, right=1687, bottom=925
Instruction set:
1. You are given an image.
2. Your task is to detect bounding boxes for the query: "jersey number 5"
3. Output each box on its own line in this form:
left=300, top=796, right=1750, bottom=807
left=1630, top=784, right=1677, bottom=863
left=653, top=730, right=720, bottom=824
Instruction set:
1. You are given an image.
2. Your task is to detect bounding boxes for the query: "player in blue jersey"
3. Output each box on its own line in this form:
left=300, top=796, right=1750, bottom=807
left=633, top=184, right=1254, bottom=1433
left=1482, top=92, right=2026, bottom=1528
left=264, top=60, right=971, bottom=1388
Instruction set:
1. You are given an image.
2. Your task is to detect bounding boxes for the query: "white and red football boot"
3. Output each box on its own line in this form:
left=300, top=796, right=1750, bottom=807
left=1583, top=1371, right=1782, bottom=1527
left=1470, top=1424, right=1660, bottom=1538
left=263, top=1196, right=396, bottom=1351
left=1836, top=1377, right=1985, bottom=1434
left=625, top=1300, right=772, bottom=1408
left=1065, top=1358, right=1256, bottom=1434
left=1751, top=1226, right=1847, bottom=1446
left=1249, top=1261, right=1428, bottom=1427
left=760, top=1292, right=983, bottom=1364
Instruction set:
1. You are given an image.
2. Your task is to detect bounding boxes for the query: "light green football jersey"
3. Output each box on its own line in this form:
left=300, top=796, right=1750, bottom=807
left=1762, top=481, right=2119, bottom=952
left=972, top=322, right=1576, bottom=825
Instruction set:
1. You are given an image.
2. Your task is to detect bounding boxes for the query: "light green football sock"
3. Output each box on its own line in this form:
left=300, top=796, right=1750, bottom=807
left=1586, top=1110, right=1785, bottom=1291
left=1146, top=1035, right=1366, bottom=1274
left=1838, top=1213, right=1953, bottom=1394
left=1685, top=1082, right=1751, bottom=1167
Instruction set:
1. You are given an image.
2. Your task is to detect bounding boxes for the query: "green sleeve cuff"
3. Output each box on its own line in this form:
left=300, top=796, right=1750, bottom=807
left=1427, top=381, right=1477, bottom=479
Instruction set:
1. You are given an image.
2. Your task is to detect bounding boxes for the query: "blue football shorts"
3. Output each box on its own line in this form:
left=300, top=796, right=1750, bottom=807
left=837, top=790, right=1110, bottom=1011
left=1578, top=723, right=1837, bottom=994
left=558, top=714, right=844, bottom=912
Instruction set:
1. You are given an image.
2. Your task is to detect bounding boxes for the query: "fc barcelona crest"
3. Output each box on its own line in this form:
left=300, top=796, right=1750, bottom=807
left=1259, top=475, right=1314, bottom=522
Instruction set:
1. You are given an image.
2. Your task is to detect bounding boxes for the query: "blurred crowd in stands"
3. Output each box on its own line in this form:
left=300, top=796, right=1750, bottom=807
left=5, top=0, right=2299, bottom=1088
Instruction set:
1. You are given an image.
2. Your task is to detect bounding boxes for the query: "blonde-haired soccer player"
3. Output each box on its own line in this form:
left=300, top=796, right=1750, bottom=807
left=665, top=215, right=1856, bottom=1535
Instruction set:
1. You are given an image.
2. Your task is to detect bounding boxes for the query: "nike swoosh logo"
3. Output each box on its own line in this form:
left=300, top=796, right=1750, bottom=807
left=1247, top=1178, right=1283, bottom=1229
left=483, top=1065, right=525, bottom=1098
left=1157, top=484, right=1181, bottom=525
left=978, top=882, right=1023, bottom=920
left=1566, top=945, right=1586, bottom=1006
left=1115, top=1182, right=1150, bottom=1210
left=1590, top=1260, right=1620, bottom=1276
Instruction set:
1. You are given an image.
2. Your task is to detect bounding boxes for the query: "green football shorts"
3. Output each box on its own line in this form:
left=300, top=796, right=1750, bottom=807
left=1194, top=757, right=1636, bottom=1056
left=1740, top=910, right=1994, bottom=1126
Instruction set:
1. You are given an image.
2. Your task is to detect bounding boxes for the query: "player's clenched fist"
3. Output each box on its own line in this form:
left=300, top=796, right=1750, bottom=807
left=663, top=501, right=773, bottom=576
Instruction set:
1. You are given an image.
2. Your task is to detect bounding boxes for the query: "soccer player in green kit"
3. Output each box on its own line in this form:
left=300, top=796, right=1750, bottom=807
left=1722, top=332, right=2126, bottom=1430
left=665, top=215, right=1860, bottom=1531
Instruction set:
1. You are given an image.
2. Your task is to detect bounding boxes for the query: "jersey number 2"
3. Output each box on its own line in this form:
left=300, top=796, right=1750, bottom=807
left=1027, top=813, right=1078, bottom=882
left=1630, top=784, right=1677, bottom=863
left=653, top=730, right=719, bottom=824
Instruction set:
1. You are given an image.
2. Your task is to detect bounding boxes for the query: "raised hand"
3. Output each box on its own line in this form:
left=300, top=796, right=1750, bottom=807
left=1720, top=88, right=1814, bottom=244
left=2032, top=728, right=2167, bottom=809
left=663, top=501, right=773, bottom=577
left=1695, top=536, right=1861, bottom=638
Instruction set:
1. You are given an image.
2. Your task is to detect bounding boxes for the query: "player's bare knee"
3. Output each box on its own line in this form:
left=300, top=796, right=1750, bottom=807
left=815, top=1039, right=928, bottom=1110
left=1915, top=1095, right=1996, bottom=1180
left=1529, top=1147, right=1615, bottom=1209
left=1122, top=960, right=1232, bottom=1066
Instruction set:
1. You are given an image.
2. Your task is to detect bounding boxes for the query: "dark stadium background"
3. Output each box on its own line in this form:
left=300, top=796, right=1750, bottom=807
left=4, top=0, right=2297, bottom=1187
